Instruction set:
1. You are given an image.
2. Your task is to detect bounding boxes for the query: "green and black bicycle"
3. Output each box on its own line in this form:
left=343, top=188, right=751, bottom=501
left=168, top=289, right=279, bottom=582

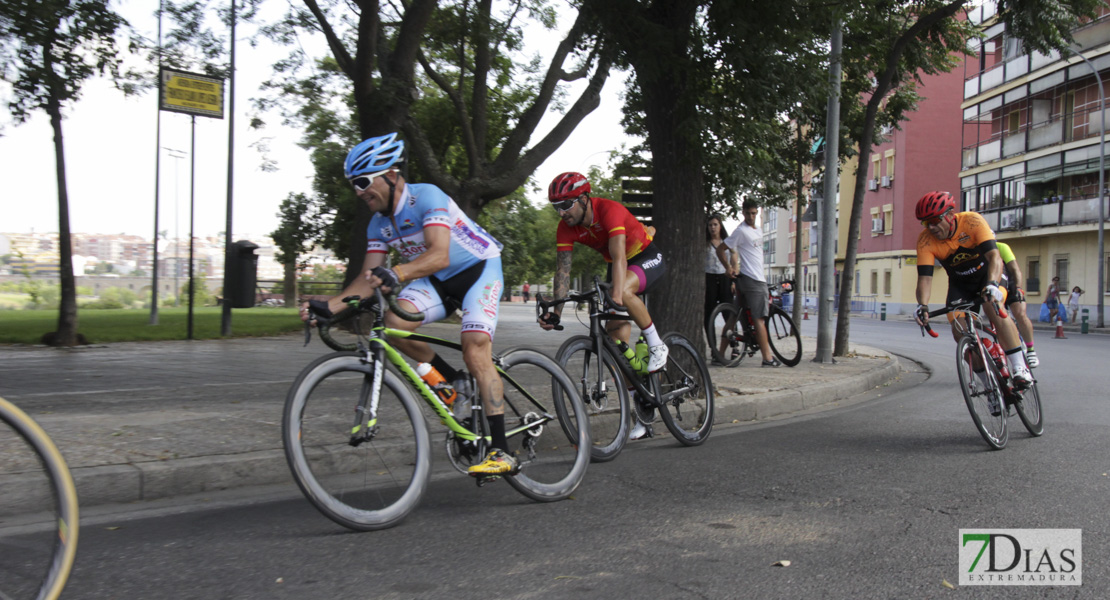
left=283, top=290, right=591, bottom=531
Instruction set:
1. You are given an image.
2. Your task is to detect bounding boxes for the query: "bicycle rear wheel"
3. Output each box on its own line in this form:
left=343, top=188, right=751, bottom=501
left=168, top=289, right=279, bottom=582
left=1014, top=377, right=1045, bottom=437
left=766, top=305, right=802, bottom=366
left=706, top=303, right=744, bottom=367
left=283, top=352, right=431, bottom=531
left=497, top=348, right=591, bottom=502
left=954, top=337, right=1008, bottom=450
left=556, top=336, right=630, bottom=463
left=656, top=333, right=714, bottom=446
left=0, top=397, right=79, bottom=600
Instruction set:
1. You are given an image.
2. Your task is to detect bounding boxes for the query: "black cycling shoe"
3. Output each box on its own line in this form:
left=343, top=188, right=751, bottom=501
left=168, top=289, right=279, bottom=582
left=761, top=358, right=781, bottom=368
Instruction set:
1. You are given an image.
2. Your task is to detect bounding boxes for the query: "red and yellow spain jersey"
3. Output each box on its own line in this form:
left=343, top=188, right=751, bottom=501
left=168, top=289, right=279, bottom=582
left=555, top=197, right=653, bottom=262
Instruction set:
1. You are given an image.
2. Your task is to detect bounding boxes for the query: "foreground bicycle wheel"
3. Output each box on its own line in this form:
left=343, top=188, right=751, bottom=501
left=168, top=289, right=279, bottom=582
left=283, top=353, right=431, bottom=531
left=706, top=303, right=745, bottom=367
left=954, top=337, right=1008, bottom=450
left=498, top=348, right=591, bottom=502
left=556, top=336, right=630, bottom=462
left=0, top=397, right=79, bottom=600
left=766, top=305, right=802, bottom=366
left=1014, top=376, right=1045, bottom=436
left=656, top=333, right=714, bottom=446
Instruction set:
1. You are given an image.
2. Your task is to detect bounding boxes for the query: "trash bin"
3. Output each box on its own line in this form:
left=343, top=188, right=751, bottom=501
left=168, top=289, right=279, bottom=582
left=225, top=240, right=259, bottom=308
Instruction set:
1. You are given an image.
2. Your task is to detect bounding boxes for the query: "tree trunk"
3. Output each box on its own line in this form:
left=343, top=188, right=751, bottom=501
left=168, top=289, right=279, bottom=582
left=46, top=57, right=80, bottom=346
left=282, top=260, right=298, bottom=307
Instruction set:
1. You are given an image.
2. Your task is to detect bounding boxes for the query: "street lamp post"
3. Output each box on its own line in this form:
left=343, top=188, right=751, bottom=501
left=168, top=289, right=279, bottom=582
left=163, top=147, right=186, bottom=307
left=1065, top=46, right=1105, bottom=328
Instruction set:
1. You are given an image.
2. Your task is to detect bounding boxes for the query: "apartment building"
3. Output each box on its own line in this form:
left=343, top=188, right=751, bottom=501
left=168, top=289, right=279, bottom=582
left=960, top=2, right=1110, bottom=313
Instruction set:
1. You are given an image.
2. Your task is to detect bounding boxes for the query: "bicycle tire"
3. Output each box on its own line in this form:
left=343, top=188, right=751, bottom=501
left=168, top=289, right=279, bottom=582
left=656, top=333, right=715, bottom=446
left=1014, top=377, right=1045, bottom=437
left=555, top=335, right=631, bottom=463
left=766, top=305, right=802, bottom=367
left=497, top=348, right=591, bottom=502
left=0, top=396, right=79, bottom=600
left=283, top=352, right=431, bottom=531
left=706, top=302, right=745, bottom=367
left=954, top=337, right=1008, bottom=450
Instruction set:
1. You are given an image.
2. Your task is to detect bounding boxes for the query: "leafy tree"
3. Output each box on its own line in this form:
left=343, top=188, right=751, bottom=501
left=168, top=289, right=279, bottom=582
left=831, top=0, right=1102, bottom=356
left=250, top=0, right=612, bottom=285
left=0, top=0, right=133, bottom=345
left=271, top=192, right=325, bottom=306
left=182, top=276, right=212, bottom=306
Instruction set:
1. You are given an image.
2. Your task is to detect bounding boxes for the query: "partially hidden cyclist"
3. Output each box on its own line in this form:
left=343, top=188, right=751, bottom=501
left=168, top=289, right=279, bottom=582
left=996, top=241, right=1039, bottom=368
left=537, top=172, right=668, bottom=437
left=912, top=191, right=1033, bottom=389
left=299, top=132, right=517, bottom=477
left=716, top=200, right=781, bottom=367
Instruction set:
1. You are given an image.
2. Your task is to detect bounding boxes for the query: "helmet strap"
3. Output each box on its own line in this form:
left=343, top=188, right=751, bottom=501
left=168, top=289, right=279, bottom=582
left=381, top=171, right=399, bottom=215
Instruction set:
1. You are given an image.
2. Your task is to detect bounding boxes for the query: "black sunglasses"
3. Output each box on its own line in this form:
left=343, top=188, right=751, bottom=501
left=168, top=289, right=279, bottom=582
left=551, top=198, right=577, bottom=212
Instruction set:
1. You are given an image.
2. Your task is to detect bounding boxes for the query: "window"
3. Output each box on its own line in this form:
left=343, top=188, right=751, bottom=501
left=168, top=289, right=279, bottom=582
left=883, top=204, right=894, bottom=235
left=871, top=154, right=881, bottom=181
left=884, top=150, right=895, bottom=182
left=1065, top=91, right=1076, bottom=142
left=765, top=209, right=778, bottom=231
left=1007, top=111, right=1020, bottom=135
left=1055, top=254, right=1069, bottom=292
left=1027, top=258, right=1040, bottom=293
left=883, top=270, right=892, bottom=295
left=870, top=270, right=878, bottom=295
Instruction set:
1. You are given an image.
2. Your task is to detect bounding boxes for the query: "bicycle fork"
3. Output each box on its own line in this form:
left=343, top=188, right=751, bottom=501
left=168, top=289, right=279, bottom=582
left=349, top=351, right=385, bottom=447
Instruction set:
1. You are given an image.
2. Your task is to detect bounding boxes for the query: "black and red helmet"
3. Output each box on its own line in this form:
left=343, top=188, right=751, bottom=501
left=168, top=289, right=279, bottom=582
left=548, top=172, right=591, bottom=203
left=915, top=191, right=956, bottom=221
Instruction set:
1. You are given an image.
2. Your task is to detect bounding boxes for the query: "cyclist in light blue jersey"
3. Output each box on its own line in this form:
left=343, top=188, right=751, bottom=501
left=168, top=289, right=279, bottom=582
left=300, top=133, right=516, bottom=476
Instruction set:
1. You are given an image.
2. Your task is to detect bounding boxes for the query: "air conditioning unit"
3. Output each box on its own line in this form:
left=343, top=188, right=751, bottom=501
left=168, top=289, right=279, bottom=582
left=867, top=179, right=879, bottom=191
left=881, top=175, right=892, bottom=188
left=871, top=217, right=884, bottom=233
left=1000, top=213, right=1018, bottom=229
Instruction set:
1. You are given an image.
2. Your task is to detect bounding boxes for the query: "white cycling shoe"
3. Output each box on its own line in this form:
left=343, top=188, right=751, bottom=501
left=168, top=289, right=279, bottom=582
left=1011, top=365, right=1033, bottom=390
left=1026, top=349, right=1039, bottom=368
left=647, top=343, right=669, bottom=372
left=629, top=420, right=649, bottom=440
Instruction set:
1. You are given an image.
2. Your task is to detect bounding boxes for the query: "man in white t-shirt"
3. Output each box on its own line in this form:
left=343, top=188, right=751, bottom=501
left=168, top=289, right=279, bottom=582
left=716, top=200, right=779, bottom=367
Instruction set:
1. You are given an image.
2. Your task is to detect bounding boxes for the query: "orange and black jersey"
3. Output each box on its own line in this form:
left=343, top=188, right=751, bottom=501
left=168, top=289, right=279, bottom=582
left=916, top=211, right=998, bottom=284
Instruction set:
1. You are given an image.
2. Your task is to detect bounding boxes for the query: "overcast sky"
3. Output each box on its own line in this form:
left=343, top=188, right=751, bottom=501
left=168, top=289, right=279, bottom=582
left=0, top=1, right=637, bottom=240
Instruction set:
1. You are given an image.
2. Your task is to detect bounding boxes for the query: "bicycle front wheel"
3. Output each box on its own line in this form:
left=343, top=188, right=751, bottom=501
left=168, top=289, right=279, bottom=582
left=766, top=305, right=802, bottom=366
left=0, top=397, right=79, bottom=600
left=556, top=335, right=630, bottom=463
left=498, top=348, right=591, bottom=502
left=656, top=333, right=715, bottom=446
left=954, top=337, right=1008, bottom=450
left=706, top=303, right=744, bottom=367
left=283, top=352, right=431, bottom=531
left=1014, top=376, right=1045, bottom=437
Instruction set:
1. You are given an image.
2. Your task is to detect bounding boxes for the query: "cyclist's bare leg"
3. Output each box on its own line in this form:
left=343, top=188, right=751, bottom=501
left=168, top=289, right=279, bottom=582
left=1010, top=301, right=1036, bottom=346
left=984, top=302, right=1022, bottom=349
left=384, top=299, right=435, bottom=362
left=605, top=269, right=648, bottom=345
left=753, top=318, right=774, bottom=362
left=461, top=330, right=503, bottom=417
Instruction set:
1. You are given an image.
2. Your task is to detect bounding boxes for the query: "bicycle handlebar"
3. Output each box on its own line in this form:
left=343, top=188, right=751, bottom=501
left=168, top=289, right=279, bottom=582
left=303, top=288, right=423, bottom=349
left=535, top=276, right=625, bottom=331
left=917, top=298, right=1008, bottom=339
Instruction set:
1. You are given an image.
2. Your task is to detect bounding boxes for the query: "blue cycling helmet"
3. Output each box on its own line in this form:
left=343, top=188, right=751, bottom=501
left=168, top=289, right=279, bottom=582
left=344, top=133, right=405, bottom=179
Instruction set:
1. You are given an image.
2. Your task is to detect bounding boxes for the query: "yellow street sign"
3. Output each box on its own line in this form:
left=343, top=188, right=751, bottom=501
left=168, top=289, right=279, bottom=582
left=159, top=68, right=224, bottom=119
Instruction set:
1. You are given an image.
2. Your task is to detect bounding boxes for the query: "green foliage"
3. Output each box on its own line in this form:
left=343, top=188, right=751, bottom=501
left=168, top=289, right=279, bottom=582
left=299, top=265, right=345, bottom=296
left=83, top=286, right=140, bottom=310
left=182, top=276, right=212, bottom=307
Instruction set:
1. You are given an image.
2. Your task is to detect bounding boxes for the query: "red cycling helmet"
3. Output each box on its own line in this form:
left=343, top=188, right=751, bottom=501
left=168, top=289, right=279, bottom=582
left=548, top=172, right=591, bottom=203
left=915, top=191, right=956, bottom=221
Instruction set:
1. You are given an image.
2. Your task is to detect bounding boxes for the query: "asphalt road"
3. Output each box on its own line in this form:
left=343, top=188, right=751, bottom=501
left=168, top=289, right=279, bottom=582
left=16, top=315, right=1110, bottom=599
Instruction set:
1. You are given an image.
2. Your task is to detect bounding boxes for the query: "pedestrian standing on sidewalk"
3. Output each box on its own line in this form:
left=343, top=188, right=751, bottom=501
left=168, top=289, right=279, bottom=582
left=717, top=200, right=780, bottom=367
left=1068, top=286, right=1084, bottom=324
left=1046, top=276, right=1061, bottom=322
left=522, top=282, right=530, bottom=303
left=705, top=214, right=735, bottom=332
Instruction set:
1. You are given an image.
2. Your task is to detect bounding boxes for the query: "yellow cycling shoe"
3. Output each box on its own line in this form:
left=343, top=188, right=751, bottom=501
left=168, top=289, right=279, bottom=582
left=467, top=449, right=520, bottom=477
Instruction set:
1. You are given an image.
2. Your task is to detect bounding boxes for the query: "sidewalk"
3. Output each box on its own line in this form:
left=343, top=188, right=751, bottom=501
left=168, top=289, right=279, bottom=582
left=0, top=304, right=901, bottom=513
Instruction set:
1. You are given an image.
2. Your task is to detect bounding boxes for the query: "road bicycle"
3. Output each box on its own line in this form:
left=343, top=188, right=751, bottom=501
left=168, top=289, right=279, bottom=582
left=706, top=279, right=802, bottom=367
left=283, top=290, right=591, bottom=531
left=919, top=300, right=1044, bottom=450
left=0, top=396, right=79, bottom=600
left=540, top=276, right=714, bottom=462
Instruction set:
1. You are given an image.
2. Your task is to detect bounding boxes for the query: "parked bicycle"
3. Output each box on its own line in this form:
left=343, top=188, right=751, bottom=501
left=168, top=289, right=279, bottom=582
left=540, top=276, right=714, bottom=462
left=706, top=279, right=802, bottom=367
left=919, top=300, right=1044, bottom=450
left=0, top=396, right=79, bottom=600
left=284, top=290, right=591, bottom=531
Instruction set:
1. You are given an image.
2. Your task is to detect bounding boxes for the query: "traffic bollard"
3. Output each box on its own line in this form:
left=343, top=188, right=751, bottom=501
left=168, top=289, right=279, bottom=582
left=1082, top=308, right=1089, bottom=334
left=880, top=303, right=886, bottom=321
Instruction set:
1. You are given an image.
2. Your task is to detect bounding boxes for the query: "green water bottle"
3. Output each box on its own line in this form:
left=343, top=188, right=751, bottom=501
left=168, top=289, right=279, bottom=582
left=617, top=340, right=645, bottom=373
left=634, top=336, right=650, bottom=375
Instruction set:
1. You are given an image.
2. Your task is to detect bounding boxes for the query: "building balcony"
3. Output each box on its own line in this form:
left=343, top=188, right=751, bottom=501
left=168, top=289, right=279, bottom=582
left=978, top=194, right=1108, bottom=234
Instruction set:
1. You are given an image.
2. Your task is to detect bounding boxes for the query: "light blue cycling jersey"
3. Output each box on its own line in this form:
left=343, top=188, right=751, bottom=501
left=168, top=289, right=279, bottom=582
left=366, top=183, right=501, bottom=279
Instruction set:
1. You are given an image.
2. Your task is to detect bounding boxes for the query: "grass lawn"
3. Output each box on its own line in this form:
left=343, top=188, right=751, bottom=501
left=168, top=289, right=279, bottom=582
left=0, top=307, right=303, bottom=344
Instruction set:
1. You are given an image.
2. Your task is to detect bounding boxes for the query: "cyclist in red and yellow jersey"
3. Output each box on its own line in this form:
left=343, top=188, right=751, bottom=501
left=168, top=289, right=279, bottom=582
left=912, top=191, right=1033, bottom=388
left=538, top=172, right=669, bottom=374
